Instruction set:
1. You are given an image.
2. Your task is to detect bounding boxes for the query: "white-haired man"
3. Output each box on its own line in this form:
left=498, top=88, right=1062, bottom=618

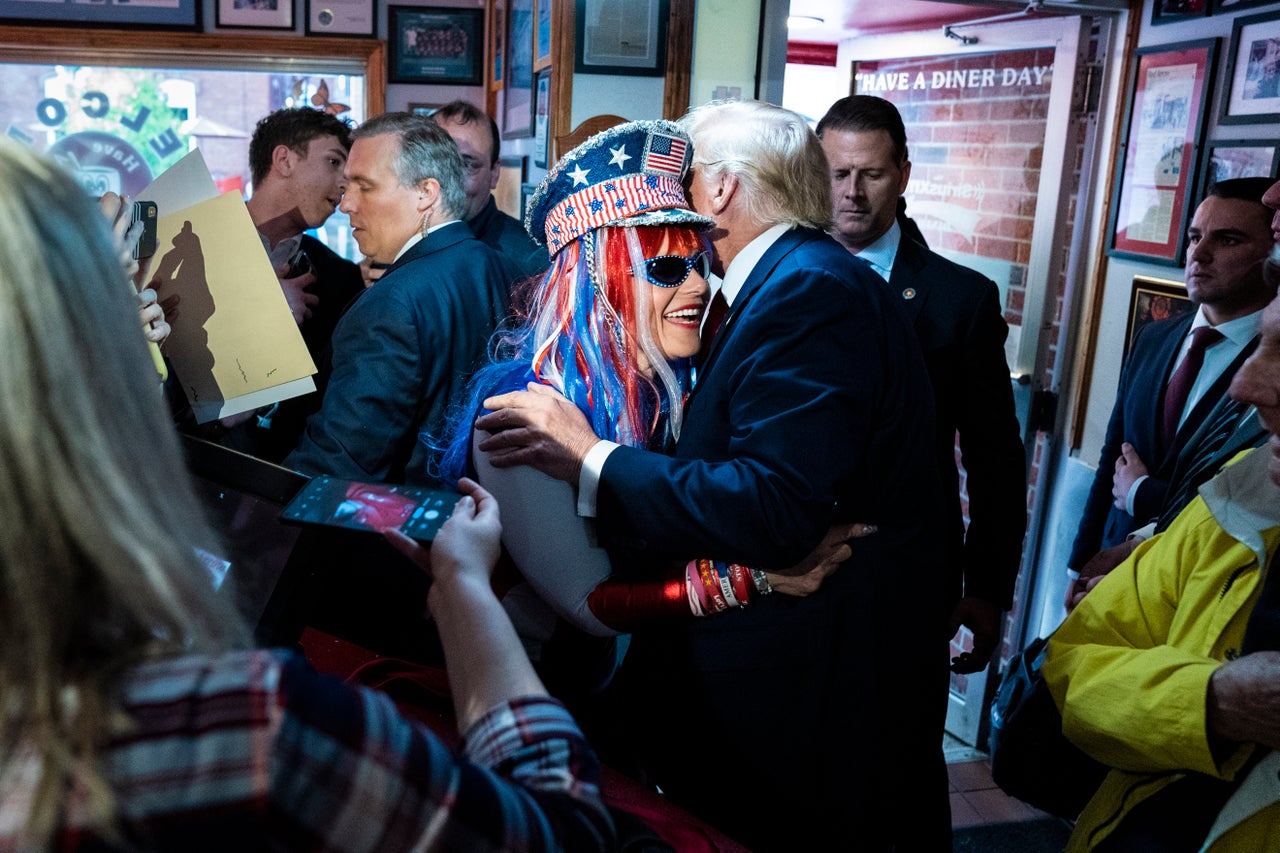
left=477, top=100, right=950, bottom=851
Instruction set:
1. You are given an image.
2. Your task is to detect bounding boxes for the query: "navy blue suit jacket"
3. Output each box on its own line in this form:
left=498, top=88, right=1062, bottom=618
left=1069, top=312, right=1256, bottom=568
left=467, top=195, right=548, bottom=287
left=287, top=222, right=509, bottom=485
left=888, top=237, right=1027, bottom=609
left=603, top=227, right=949, bottom=849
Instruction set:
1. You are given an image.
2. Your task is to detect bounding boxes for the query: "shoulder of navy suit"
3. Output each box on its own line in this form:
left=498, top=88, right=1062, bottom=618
left=1132, top=309, right=1196, bottom=349
left=383, top=221, right=478, bottom=273
left=777, top=227, right=880, bottom=279
left=734, top=228, right=878, bottom=309
left=891, top=237, right=996, bottom=293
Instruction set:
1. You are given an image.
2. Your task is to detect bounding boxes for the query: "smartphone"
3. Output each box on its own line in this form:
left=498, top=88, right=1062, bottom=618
left=284, top=248, right=312, bottom=278
left=131, top=200, right=158, bottom=260
left=280, top=475, right=460, bottom=542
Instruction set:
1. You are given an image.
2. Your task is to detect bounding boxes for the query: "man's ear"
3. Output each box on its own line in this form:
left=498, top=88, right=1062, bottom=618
left=710, top=172, right=739, bottom=217
left=416, top=177, right=442, bottom=215
left=271, top=143, right=296, bottom=178
left=488, top=162, right=501, bottom=192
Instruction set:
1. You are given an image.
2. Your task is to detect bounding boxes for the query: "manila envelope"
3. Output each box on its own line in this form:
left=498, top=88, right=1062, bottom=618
left=151, top=190, right=316, bottom=423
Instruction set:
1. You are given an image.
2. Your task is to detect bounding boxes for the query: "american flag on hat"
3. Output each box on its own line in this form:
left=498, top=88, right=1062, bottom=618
left=526, top=119, right=711, bottom=255
left=644, top=132, right=688, bottom=177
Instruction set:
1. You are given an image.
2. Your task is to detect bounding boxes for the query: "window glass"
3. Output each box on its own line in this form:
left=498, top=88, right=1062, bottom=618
left=0, top=62, right=364, bottom=260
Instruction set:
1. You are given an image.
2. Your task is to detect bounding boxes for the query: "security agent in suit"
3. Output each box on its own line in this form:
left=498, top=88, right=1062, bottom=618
left=431, top=100, right=548, bottom=286
left=1068, top=178, right=1276, bottom=575
left=476, top=100, right=950, bottom=852
left=816, top=96, right=1028, bottom=674
left=286, top=112, right=510, bottom=485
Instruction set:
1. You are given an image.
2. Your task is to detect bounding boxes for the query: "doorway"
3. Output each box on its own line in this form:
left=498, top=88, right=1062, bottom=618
left=781, top=11, right=1117, bottom=747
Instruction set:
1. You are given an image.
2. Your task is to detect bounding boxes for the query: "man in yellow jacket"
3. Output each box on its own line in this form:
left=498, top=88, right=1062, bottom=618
left=1044, top=285, right=1280, bottom=852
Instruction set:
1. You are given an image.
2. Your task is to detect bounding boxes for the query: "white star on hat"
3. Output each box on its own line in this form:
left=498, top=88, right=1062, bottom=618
left=569, top=164, right=590, bottom=186
left=608, top=145, right=631, bottom=168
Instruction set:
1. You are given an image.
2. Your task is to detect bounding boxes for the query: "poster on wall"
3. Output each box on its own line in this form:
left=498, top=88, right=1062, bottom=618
left=1108, top=39, right=1217, bottom=266
left=852, top=47, right=1056, bottom=370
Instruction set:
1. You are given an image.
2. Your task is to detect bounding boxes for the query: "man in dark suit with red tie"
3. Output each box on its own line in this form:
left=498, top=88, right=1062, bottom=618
left=476, top=100, right=950, bottom=851
left=1068, top=178, right=1276, bottom=577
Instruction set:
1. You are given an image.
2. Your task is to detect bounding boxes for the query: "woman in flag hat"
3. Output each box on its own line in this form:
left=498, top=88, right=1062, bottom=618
left=439, top=119, right=802, bottom=692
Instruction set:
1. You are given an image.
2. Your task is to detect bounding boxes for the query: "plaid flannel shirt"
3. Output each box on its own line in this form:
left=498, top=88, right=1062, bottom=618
left=0, top=649, right=612, bottom=851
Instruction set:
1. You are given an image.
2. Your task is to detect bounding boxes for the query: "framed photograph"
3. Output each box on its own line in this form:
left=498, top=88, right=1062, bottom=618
left=490, top=0, right=506, bottom=92
left=1221, top=10, right=1280, bottom=125
left=0, top=0, right=199, bottom=29
left=388, top=5, right=484, bottom=85
left=306, top=0, right=374, bottom=36
left=1215, top=0, right=1274, bottom=14
left=1125, top=276, right=1194, bottom=359
left=1197, top=138, right=1280, bottom=207
left=496, top=156, right=527, bottom=218
left=575, top=0, right=668, bottom=76
left=521, top=181, right=538, bottom=221
left=408, top=103, right=442, bottom=116
left=217, top=0, right=294, bottom=30
left=504, top=0, right=535, bottom=138
left=534, top=67, right=551, bottom=168
left=1151, top=0, right=1209, bottom=26
left=1107, top=39, right=1218, bottom=266
left=534, top=0, right=552, bottom=71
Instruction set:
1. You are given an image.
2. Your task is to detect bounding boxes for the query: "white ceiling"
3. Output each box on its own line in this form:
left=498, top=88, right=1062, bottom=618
left=785, top=0, right=1079, bottom=42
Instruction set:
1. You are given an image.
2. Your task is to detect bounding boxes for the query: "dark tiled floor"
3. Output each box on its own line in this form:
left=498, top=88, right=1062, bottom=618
left=946, top=752, right=1047, bottom=828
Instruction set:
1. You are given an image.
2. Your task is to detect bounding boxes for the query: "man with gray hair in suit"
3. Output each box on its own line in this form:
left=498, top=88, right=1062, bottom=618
left=288, top=112, right=510, bottom=485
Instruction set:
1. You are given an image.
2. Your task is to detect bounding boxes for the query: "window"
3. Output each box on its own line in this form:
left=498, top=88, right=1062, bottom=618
left=0, top=26, right=384, bottom=258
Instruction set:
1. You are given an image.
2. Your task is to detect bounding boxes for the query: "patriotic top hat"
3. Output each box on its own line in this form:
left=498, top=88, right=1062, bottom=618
left=525, top=119, right=714, bottom=257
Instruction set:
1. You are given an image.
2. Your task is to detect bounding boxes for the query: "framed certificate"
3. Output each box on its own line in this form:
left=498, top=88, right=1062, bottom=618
left=1107, top=39, right=1218, bottom=265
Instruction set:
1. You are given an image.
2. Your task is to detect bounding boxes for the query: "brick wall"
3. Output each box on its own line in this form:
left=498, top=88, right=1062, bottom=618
left=856, top=47, right=1055, bottom=333
left=857, top=45, right=1086, bottom=691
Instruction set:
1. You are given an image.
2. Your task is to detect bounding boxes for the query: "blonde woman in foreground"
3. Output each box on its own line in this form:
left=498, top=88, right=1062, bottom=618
left=0, top=142, right=612, bottom=852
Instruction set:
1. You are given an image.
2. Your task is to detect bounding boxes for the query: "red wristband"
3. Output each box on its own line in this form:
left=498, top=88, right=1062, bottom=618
left=727, top=563, right=753, bottom=605
left=699, top=559, right=728, bottom=613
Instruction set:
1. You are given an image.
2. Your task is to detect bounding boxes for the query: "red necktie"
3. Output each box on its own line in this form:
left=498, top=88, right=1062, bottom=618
left=698, top=289, right=729, bottom=366
left=1159, top=326, right=1223, bottom=452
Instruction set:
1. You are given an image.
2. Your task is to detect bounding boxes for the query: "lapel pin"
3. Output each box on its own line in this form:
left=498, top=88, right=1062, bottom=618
left=902, top=287, right=917, bottom=300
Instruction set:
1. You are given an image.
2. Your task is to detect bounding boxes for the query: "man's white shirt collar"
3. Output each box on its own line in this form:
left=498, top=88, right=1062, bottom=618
left=393, top=219, right=461, bottom=263
left=855, top=219, right=901, bottom=282
left=1190, top=304, right=1264, bottom=348
left=714, top=222, right=792, bottom=307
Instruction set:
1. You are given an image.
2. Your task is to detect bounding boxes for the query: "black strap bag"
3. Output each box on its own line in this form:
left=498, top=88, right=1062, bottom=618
left=988, top=636, right=1108, bottom=820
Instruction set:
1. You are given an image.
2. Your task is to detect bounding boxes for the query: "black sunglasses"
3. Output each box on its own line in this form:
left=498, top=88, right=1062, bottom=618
left=645, top=251, right=711, bottom=287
